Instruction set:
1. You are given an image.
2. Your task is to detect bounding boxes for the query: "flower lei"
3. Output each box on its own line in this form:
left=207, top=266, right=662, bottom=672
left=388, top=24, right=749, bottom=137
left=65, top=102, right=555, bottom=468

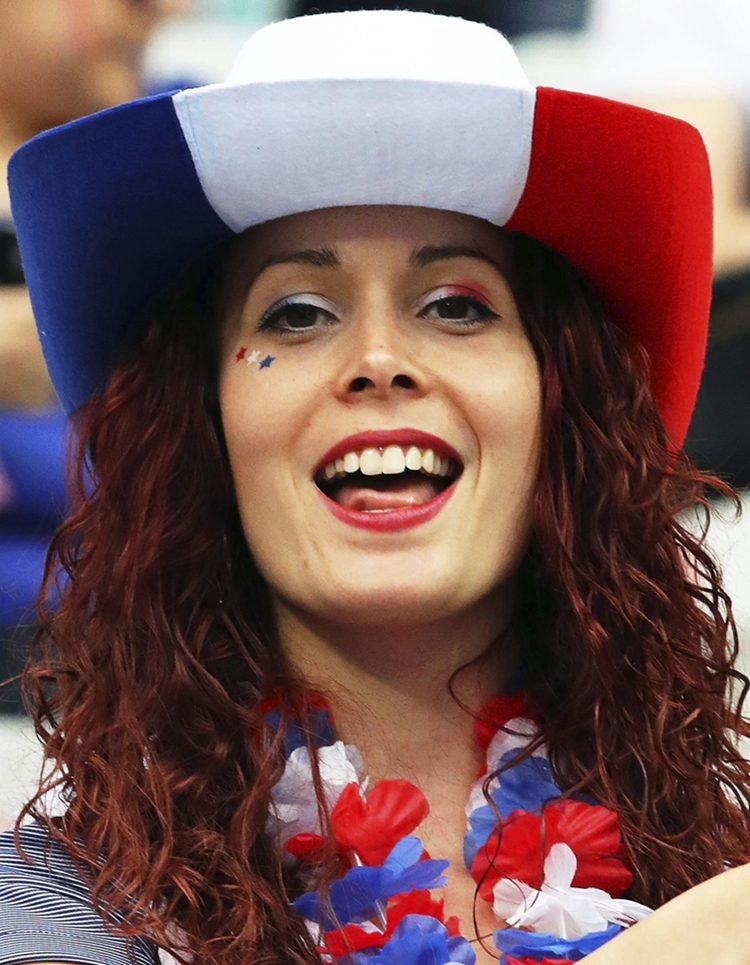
left=264, top=692, right=652, bottom=964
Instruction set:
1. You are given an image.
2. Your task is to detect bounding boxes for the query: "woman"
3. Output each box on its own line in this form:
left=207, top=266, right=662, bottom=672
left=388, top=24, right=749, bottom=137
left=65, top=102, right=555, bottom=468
left=2, top=10, right=749, bottom=965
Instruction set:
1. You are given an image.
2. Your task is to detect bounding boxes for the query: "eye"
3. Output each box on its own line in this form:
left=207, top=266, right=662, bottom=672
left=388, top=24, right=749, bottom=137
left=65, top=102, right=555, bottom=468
left=257, top=294, right=338, bottom=335
left=417, top=288, right=501, bottom=328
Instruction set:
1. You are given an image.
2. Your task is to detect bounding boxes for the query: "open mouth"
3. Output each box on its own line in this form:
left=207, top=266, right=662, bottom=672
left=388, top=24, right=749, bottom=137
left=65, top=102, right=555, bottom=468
left=315, top=444, right=463, bottom=512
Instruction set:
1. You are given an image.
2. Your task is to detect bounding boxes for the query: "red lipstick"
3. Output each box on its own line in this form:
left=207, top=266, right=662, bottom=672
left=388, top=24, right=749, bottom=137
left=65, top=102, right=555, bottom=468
left=318, top=481, right=458, bottom=532
left=314, top=428, right=461, bottom=477
left=314, top=428, right=462, bottom=533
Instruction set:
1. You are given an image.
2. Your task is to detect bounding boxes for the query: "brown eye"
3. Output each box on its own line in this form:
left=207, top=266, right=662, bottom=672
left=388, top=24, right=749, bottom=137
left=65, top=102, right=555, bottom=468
left=258, top=295, right=338, bottom=335
left=420, top=295, right=500, bottom=327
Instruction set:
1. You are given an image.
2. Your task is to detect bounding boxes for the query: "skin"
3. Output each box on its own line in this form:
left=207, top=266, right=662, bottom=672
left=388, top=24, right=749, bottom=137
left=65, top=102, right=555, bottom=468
left=29, top=203, right=750, bottom=964
left=219, top=204, right=542, bottom=952
left=217, top=205, right=750, bottom=963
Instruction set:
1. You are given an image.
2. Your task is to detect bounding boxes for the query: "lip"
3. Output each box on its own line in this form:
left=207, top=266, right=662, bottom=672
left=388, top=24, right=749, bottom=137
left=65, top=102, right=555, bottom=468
left=317, top=477, right=459, bottom=532
left=314, top=428, right=462, bottom=477
left=313, top=428, right=462, bottom=533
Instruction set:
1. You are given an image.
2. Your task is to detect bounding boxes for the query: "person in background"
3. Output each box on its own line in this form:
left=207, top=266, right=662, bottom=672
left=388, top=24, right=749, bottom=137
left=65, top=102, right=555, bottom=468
left=287, top=0, right=591, bottom=37
left=0, top=0, right=188, bottom=711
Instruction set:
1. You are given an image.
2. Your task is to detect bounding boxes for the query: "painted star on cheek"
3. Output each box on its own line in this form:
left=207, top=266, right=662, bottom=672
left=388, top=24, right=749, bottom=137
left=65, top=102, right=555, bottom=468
left=235, top=346, right=247, bottom=362
left=259, top=354, right=275, bottom=369
left=245, top=350, right=262, bottom=366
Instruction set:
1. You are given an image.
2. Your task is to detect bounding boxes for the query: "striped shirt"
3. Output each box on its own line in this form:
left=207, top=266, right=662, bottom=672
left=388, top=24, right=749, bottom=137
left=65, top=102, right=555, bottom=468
left=0, top=823, right=159, bottom=964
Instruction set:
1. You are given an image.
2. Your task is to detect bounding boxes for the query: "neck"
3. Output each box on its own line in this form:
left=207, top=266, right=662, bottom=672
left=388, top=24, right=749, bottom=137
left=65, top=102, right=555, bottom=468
left=276, top=594, right=516, bottom=796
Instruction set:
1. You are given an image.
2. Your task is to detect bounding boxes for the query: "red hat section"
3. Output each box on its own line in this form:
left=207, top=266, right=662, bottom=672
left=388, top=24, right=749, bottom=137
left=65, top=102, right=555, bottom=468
left=507, top=88, right=713, bottom=447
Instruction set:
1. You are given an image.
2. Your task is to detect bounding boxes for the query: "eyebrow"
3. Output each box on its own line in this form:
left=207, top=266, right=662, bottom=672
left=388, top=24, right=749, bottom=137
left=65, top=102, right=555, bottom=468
left=411, top=245, right=505, bottom=274
left=260, top=247, right=340, bottom=272
left=256, top=244, right=506, bottom=277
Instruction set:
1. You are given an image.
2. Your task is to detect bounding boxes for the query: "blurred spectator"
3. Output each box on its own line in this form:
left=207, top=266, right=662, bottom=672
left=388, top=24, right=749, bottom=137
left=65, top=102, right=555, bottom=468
left=287, top=0, right=590, bottom=38
left=0, top=0, right=189, bottom=712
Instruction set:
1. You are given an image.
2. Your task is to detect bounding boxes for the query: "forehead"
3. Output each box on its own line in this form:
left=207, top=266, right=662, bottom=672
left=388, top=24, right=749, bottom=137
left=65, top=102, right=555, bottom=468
left=225, top=205, right=509, bottom=281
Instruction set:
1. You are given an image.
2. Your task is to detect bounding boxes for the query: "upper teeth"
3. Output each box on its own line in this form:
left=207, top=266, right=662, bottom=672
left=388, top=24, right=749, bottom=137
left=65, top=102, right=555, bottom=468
left=320, top=445, right=457, bottom=481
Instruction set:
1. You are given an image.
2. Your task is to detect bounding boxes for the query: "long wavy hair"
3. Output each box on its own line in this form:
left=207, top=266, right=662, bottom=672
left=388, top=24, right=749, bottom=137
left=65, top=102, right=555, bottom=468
left=18, top=228, right=750, bottom=964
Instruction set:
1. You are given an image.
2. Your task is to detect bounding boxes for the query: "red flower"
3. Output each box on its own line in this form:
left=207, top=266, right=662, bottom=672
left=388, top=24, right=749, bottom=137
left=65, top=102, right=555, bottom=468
left=471, top=800, right=632, bottom=902
left=321, top=889, right=455, bottom=957
left=285, top=779, right=429, bottom=867
left=258, top=689, right=331, bottom=717
left=476, top=692, right=534, bottom=752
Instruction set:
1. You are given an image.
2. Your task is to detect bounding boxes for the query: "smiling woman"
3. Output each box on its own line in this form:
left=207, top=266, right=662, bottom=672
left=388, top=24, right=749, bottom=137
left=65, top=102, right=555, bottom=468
left=2, top=9, right=750, bottom=965
left=218, top=207, right=541, bottom=631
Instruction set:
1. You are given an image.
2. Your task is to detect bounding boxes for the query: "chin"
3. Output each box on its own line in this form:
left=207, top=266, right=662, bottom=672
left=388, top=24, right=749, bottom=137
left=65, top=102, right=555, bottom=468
left=301, top=577, right=480, bottom=628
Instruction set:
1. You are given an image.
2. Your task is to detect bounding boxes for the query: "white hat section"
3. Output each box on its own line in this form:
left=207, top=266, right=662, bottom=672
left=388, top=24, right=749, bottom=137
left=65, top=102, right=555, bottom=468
left=172, top=10, right=536, bottom=233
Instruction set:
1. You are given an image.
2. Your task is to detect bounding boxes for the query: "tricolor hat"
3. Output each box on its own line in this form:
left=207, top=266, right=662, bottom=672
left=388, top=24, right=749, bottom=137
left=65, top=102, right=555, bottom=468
left=8, top=9, right=712, bottom=443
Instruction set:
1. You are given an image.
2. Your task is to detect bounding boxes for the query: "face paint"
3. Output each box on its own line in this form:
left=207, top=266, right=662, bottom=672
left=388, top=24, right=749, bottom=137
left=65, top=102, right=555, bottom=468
left=236, top=347, right=274, bottom=369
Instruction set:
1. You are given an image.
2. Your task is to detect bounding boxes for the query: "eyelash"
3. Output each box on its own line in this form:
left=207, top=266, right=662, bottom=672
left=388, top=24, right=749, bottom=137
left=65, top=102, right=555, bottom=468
left=257, top=292, right=501, bottom=335
left=420, top=294, right=501, bottom=327
left=258, top=295, right=337, bottom=335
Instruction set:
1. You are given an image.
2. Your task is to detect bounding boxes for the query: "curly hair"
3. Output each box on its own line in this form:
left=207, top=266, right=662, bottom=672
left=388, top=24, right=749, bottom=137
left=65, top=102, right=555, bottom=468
left=17, top=229, right=750, bottom=964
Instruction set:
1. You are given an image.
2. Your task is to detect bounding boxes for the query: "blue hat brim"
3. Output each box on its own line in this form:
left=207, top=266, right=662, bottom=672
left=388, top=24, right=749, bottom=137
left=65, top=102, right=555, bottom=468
left=8, top=92, right=231, bottom=414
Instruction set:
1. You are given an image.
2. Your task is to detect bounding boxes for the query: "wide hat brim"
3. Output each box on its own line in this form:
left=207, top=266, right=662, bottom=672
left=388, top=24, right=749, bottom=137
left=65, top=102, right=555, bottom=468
left=8, top=11, right=712, bottom=445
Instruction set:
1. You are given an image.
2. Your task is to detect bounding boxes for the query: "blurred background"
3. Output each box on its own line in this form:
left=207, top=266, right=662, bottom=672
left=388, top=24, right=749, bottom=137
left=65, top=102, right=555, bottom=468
left=1, top=0, right=749, bottom=820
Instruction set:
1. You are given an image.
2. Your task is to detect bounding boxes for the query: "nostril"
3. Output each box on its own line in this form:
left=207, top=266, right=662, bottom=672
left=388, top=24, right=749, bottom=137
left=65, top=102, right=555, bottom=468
left=350, top=376, right=373, bottom=392
left=392, top=374, right=416, bottom=389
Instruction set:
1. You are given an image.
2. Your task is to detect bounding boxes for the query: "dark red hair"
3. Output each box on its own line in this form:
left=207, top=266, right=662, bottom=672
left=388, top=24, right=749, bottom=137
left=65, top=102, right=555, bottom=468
left=19, top=230, right=750, bottom=963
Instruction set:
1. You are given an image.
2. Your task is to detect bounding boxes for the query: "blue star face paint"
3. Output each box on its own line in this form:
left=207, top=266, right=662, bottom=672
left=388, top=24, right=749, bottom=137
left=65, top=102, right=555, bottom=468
left=259, top=354, right=275, bottom=369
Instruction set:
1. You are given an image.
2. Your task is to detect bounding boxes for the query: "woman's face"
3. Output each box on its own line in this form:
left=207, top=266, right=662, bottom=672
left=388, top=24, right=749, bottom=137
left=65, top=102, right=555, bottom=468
left=218, top=206, right=541, bottom=627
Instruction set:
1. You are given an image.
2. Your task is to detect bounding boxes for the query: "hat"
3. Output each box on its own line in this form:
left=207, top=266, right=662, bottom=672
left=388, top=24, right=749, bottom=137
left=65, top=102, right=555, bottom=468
left=8, top=10, right=712, bottom=444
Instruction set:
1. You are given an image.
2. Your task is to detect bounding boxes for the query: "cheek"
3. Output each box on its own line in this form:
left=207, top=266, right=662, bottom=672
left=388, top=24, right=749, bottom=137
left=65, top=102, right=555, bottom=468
left=471, top=350, right=542, bottom=531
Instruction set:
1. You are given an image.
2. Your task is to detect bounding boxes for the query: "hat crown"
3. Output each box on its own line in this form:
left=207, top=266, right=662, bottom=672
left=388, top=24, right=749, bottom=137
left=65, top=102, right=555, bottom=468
left=226, top=9, right=531, bottom=90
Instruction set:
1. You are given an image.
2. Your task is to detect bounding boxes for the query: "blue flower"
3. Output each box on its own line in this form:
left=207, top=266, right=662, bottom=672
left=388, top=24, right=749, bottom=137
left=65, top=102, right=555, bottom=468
left=292, top=837, right=449, bottom=929
left=490, top=752, right=563, bottom=818
left=265, top=706, right=335, bottom=757
left=494, top=924, right=623, bottom=962
left=463, top=803, right=498, bottom=868
left=350, top=915, right=476, bottom=965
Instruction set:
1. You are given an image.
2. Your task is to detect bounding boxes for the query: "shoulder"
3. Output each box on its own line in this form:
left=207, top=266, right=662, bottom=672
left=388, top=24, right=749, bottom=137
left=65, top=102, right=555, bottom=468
left=0, top=822, right=159, bottom=965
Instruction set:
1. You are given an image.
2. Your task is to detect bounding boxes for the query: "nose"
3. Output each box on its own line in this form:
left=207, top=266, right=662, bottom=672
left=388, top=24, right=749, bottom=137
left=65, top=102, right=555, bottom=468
left=334, top=309, right=426, bottom=402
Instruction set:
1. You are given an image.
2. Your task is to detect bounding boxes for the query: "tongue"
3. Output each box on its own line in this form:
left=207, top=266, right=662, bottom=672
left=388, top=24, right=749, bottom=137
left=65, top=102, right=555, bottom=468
left=335, top=477, right=439, bottom=511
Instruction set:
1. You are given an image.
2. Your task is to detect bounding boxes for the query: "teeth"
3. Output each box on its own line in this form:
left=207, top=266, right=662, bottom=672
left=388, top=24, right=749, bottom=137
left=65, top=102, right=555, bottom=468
left=319, top=444, right=460, bottom=482
left=359, top=448, right=382, bottom=476
left=405, top=446, right=422, bottom=471
left=382, top=445, right=406, bottom=474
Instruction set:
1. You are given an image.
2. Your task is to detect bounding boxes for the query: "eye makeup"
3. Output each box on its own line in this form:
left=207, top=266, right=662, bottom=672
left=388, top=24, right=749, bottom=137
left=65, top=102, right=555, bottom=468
left=415, top=285, right=501, bottom=326
left=257, top=292, right=339, bottom=334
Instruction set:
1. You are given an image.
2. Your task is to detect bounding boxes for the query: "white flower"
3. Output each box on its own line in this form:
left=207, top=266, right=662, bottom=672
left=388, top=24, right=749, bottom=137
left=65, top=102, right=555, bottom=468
left=268, top=741, right=363, bottom=842
left=492, top=842, right=652, bottom=939
left=465, top=716, right=548, bottom=818
left=486, top=716, right=546, bottom=772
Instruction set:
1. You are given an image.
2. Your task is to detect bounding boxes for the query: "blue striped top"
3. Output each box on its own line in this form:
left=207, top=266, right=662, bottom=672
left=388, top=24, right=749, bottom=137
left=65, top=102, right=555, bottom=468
left=0, top=823, right=159, bottom=964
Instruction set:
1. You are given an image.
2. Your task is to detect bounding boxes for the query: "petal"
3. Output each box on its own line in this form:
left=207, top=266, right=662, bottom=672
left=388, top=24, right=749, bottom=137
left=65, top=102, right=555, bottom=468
left=543, top=843, right=577, bottom=890
left=476, top=693, right=532, bottom=751
left=472, top=812, right=546, bottom=899
left=486, top=718, right=543, bottom=770
left=548, top=802, right=632, bottom=896
left=332, top=779, right=429, bottom=865
left=490, top=756, right=562, bottom=818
